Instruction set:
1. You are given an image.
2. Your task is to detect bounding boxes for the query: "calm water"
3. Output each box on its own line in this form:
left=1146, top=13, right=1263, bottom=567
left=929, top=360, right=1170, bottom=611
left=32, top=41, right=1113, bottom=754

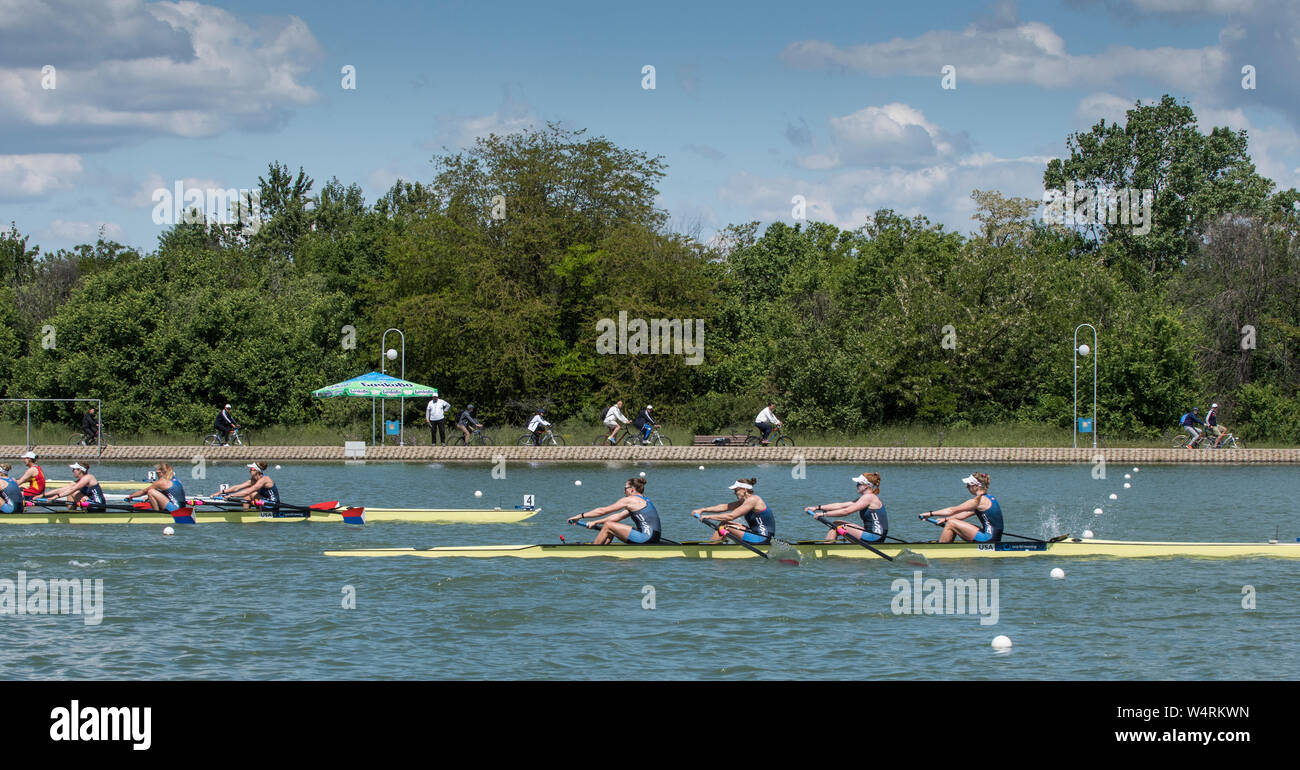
left=1, top=461, right=1296, bottom=680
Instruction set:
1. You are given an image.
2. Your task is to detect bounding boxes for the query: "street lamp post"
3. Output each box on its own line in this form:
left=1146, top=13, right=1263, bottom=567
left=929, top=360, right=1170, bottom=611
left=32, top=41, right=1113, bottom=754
left=381, top=328, right=405, bottom=446
left=1073, top=323, right=1098, bottom=449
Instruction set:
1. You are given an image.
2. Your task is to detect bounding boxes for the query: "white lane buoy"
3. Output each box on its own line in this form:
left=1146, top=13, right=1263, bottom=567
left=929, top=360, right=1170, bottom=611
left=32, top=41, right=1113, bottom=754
left=639, top=471, right=646, bottom=477
left=991, top=635, right=1012, bottom=650
left=1050, top=567, right=1065, bottom=580
left=1124, top=473, right=1131, bottom=480
left=163, top=526, right=175, bottom=536
left=1083, top=529, right=1095, bottom=538
left=1108, top=493, right=1118, bottom=500
left=1093, top=507, right=1103, bottom=515
left=698, top=465, right=705, bottom=470
left=474, top=490, right=483, bottom=498
left=1133, top=467, right=1139, bottom=473
left=1123, top=483, right=1131, bottom=489
left=275, top=465, right=282, bottom=470
left=574, top=480, right=582, bottom=486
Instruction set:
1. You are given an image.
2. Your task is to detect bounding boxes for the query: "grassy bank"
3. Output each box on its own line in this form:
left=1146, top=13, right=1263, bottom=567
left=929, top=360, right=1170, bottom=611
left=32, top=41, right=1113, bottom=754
left=2, top=420, right=1290, bottom=449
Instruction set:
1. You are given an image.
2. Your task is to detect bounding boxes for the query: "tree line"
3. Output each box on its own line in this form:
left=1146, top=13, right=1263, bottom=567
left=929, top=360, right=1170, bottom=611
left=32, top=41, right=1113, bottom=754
left=4, top=97, right=1300, bottom=441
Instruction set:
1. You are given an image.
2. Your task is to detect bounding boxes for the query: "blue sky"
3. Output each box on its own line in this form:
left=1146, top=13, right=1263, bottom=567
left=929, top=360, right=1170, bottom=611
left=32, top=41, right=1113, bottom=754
left=4, top=0, right=1299, bottom=251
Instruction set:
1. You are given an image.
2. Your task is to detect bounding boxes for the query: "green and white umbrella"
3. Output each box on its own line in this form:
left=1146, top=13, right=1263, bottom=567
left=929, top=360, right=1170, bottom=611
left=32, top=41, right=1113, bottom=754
left=312, top=371, right=438, bottom=400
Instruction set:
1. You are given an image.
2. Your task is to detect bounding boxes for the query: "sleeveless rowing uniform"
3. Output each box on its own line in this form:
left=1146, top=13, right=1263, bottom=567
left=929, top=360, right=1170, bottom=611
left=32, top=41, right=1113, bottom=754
left=21, top=464, right=45, bottom=498
left=741, top=505, right=775, bottom=544
left=972, top=495, right=1003, bottom=542
left=163, top=477, right=186, bottom=511
left=1, top=477, right=22, bottom=513
left=625, top=494, right=661, bottom=544
left=82, top=481, right=106, bottom=512
left=258, top=481, right=280, bottom=510
left=857, top=503, right=888, bottom=543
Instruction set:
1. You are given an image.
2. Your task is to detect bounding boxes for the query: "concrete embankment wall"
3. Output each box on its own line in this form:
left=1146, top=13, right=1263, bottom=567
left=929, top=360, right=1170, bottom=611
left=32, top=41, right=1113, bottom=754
left=11, top=445, right=1300, bottom=464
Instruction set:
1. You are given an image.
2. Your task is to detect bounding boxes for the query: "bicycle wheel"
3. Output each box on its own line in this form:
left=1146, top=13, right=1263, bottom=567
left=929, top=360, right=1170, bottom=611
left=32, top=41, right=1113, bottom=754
left=776, top=435, right=794, bottom=447
left=202, top=434, right=220, bottom=447
left=744, top=435, right=761, bottom=447
left=452, top=435, right=467, bottom=446
left=548, top=434, right=566, bottom=446
left=1171, top=433, right=1190, bottom=449
left=517, top=434, right=535, bottom=446
left=653, top=433, right=673, bottom=446
left=67, top=434, right=86, bottom=446
left=476, top=434, right=493, bottom=446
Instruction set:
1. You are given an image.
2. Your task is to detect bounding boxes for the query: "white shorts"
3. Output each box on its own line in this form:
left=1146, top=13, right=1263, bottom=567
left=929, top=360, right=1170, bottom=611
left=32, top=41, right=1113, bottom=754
left=603, top=419, right=620, bottom=430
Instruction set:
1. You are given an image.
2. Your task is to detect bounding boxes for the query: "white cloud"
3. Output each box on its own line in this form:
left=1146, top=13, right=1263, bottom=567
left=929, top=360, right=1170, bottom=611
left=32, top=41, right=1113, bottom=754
left=1075, top=93, right=1136, bottom=126
left=0, top=153, right=83, bottom=200
left=805, top=103, right=960, bottom=169
left=42, top=219, right=125, bottom=243
left=0, top=0, right=322, bottom=151
left=435, top=89, right=539, bottom=149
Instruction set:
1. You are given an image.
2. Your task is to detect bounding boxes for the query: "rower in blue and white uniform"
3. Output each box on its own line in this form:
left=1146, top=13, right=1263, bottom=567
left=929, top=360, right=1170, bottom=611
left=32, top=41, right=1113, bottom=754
left=221, top=462, right=280, bottom=511
left=568, top=477, right=662, bottom=544
left=0, top=464, right=24, bottom=513
left=925, top=472, right=1003, bottom=543
left=807, top=472, right=888, bottom=543
left=127, top=463, right=187, bottom=511
left=45, top=462, right=107, bottom=512
left=693, top=478, right=775, bottom=544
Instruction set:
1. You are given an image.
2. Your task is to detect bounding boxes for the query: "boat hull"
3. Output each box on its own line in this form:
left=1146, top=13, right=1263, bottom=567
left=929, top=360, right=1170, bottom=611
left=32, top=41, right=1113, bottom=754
left=323, top=537, right=1300, bottom=560
left=0, top=507, right=539, bottom=524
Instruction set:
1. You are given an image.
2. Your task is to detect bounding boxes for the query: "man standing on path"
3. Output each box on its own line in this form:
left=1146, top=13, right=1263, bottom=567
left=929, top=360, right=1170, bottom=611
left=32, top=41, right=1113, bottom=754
left=425, top=390, right=451, bottom=445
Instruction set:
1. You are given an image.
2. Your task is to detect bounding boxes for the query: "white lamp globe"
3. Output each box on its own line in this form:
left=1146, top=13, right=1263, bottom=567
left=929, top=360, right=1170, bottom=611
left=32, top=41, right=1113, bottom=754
left=386, top=348, right=398, bottom=361
left=1077, top=344, right=1090, bottom=356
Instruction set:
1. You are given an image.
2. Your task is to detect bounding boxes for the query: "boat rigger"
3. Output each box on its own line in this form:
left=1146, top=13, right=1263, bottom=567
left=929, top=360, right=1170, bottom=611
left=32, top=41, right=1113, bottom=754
left=0, top=505, right=540, bottom=524
left=322, top=536, right=1300, bottom=560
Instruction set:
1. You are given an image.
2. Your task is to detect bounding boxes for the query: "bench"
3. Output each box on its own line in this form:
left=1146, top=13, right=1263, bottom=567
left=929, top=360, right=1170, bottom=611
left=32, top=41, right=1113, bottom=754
left=693, top=435, right=745, bottom=446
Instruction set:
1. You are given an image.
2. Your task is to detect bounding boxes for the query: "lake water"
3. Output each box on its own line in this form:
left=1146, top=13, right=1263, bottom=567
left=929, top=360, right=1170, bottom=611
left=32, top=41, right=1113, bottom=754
left=1, top=461, right=1296, bottom=680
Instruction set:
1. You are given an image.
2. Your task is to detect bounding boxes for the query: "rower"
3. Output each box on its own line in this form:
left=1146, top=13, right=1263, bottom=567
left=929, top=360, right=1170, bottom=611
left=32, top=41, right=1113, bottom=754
left=44, top=463, right=107, bottom=512
left=126, top=463, right=187, bottom=511
left=692, top=478, right=774, bottom=544
left=15, top=450, right=45, bottom=500
left=0, top=465, right=23, bottom=513
left=807, top=472, right=887, bottom=544
left=924, top=472, right=1003, bottom=544
left=567, top=477, right=661, bottom=544
left=220, top=462, right=280, bottom=511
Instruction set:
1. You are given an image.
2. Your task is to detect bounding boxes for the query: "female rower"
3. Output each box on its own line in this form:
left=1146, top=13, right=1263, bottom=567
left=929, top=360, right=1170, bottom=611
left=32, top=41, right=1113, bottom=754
left=692, top=478, right=775, bottom=544
left=807, top=472, right=887, bottom=543
left=15, top=450, right=45, bottom=499
left=220, top=462, right=280, bottom=510
left=126, top=463, right=187, bottom=511
left=0, top=465, right=24, bottom=513
left=925, top=472, right=1003, bottom=543
left=567, top=477, right=661, bottom=544
left=44, top=463, right=107, bottom=512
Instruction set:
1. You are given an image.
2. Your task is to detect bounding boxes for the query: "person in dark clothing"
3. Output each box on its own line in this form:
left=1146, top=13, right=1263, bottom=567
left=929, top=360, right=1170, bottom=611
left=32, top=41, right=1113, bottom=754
left=214, top=404, right=239, bottom=445
left=81, top=407, right=100, bottom=444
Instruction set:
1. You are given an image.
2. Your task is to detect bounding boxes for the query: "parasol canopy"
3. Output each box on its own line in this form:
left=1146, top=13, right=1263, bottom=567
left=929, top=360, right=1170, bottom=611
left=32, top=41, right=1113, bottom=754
left=312, top=371, right=438, bottom=400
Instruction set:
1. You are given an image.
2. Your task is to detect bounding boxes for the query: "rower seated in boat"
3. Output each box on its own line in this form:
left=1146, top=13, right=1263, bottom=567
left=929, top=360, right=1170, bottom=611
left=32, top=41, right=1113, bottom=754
left=0, top=465, right=24, bottom=513
left=221, top=462, right=280, bottom=511
left=15, top=451, right=45, bottom=500
left=693, top=478, right=774, bottom=544
left=125, top=463, right=187, bottom=511
left=808, top=472, right=887, bottom=544
left=924, top=472, right=1003, bottom=544
left=44, top=463, right=107, bottom=512
left=567, top=477, right=661, bottom=544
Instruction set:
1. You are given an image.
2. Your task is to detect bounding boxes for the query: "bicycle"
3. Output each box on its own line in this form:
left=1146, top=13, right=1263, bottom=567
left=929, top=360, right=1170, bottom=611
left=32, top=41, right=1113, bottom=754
left=1174, top=430, right=1241, bottom=449
left=745, top=425, right=794, bottom=447
left=517, top=428, right=566, bottom=446
left=453, top=428, right=493, bottom=446
left=621, top=427, right=672, bottom=446
left=203, top=427, right=251, bottom=447
left=67, top=431, right=114, bottom=447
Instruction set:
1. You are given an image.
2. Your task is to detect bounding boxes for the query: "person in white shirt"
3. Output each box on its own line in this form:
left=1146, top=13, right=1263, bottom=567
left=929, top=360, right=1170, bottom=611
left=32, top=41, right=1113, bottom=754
left=602, top=400, right=630, bottom=444
left=754, top=402, right=781, bottom=445
left=527, top=408, right=552, bottom=445
left=425, top=390, right=451, bottom=445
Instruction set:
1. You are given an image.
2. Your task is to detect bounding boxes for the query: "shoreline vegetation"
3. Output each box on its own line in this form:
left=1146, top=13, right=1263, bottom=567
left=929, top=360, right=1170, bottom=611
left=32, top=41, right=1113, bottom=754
left=2, top=420, right=1290, bottom=449
left=4, top=102, right=1300, bottom=446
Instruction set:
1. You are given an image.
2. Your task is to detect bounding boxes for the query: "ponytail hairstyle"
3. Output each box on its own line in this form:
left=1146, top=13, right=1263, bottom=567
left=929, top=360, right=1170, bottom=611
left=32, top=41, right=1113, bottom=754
left=626, top=477, right=646, bottom=494
left=864, top=472, right=881, bottom=491
left=0, top=463, right=10, bottom=474
left=973, top=472, right=991, bottom=490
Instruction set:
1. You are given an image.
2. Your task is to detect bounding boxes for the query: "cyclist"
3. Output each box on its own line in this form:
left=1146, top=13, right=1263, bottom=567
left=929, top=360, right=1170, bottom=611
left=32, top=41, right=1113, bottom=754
left=755, top=402, right=781, bottom=445
left=602, top=400, right=631, bottom=444
left=1205, top=403, right=1226, bottom=448
left=214, top=403, right=239, bottom=445
left=527, top=408, right=552, bottom=445
left=81, top=406, right=100, bottom=445
left=456, top=403, right=483, bottom=443
left=1178, top=407, right=1204, bottom=449
left=632, top=404, right=657, bottom=444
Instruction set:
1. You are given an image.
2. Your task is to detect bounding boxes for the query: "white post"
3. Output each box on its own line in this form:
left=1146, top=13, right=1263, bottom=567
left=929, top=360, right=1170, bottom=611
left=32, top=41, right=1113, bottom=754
left=1073, top=324, right=1098, bottom=449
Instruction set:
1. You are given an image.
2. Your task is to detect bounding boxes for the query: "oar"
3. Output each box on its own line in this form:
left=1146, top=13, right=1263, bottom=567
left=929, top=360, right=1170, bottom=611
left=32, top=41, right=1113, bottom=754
left=567, top=518, right=681, bottom=545
left=918, top=514, right=1044, bottom=544
left=200, top=496, right=341, bottom=512
left=694, top=513, right=769, bottom=559
left=27, top=498, right=152, bottom=512
left=807, top=509, right=893, bottom=561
